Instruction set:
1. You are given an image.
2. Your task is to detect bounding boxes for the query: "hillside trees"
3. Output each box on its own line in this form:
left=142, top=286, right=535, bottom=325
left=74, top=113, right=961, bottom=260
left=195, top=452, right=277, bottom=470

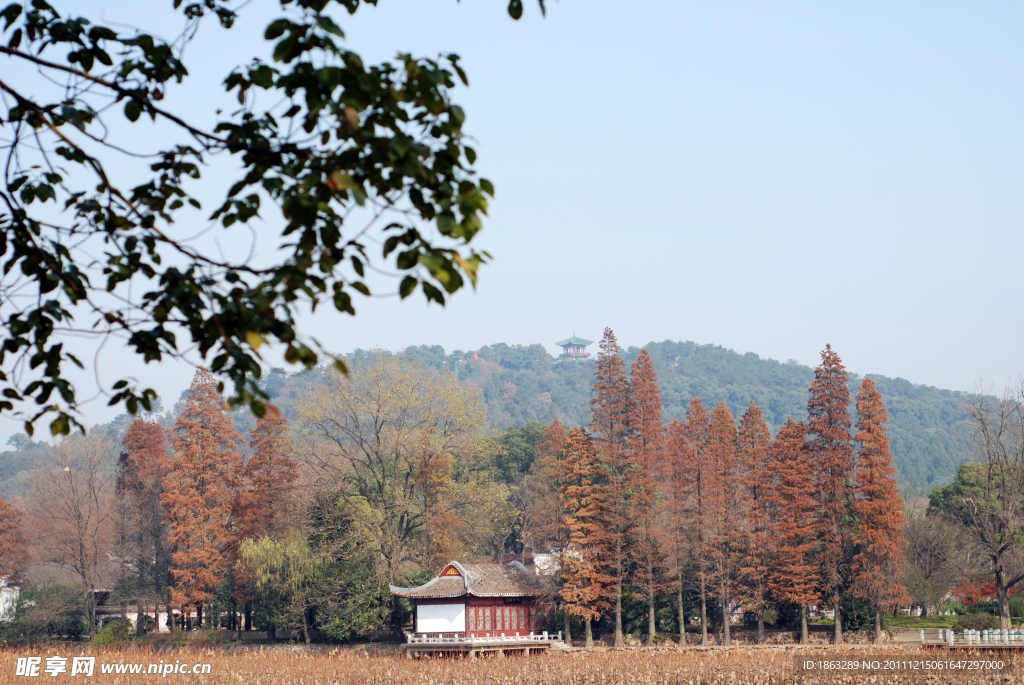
left=852, top=378, right=909, bottom=643
left=806, top=345, right=855, bottom=645
left=589, top=328, right=631, bottom=648
left=559, top=428, right=613, bottom=648
left=162, top=368, right=245, bottom=627
left=768, top=419, right=819, bottom=644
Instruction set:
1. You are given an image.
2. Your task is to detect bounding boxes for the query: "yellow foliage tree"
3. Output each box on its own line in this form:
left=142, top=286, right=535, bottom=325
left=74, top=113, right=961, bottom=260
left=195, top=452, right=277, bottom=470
left=296, top=352, right=485, bottom=581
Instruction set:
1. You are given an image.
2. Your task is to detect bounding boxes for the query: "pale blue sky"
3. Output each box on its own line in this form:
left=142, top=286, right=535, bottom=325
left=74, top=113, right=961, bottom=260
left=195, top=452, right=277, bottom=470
left=4, top=0, right=1023, bottom=438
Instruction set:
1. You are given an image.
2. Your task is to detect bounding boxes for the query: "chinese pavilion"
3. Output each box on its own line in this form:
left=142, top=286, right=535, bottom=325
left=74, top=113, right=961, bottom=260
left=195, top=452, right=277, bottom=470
left=555, top=335, right=593, bottom=360
left=390, top=561, right=547, bottom=640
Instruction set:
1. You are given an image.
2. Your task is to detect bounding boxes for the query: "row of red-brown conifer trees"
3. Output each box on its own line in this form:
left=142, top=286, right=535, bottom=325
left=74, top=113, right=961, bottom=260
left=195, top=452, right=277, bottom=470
left=117, top=367, right=297, bottom=631
left=543, top=329, right=907, bottom=647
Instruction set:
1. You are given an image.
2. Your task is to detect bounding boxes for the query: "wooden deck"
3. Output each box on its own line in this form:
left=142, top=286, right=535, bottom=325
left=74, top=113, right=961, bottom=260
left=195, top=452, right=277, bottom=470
left=401, top=632, right=563, bottom=658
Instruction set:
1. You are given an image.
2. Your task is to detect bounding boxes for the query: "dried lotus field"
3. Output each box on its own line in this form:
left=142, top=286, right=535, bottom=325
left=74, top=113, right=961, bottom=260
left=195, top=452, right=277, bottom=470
left=1, top=644, right=1020, bottom=684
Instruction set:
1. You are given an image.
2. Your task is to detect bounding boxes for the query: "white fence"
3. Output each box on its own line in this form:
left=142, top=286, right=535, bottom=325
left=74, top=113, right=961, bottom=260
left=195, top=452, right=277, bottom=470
left=407, top=631, right=562, bottom=645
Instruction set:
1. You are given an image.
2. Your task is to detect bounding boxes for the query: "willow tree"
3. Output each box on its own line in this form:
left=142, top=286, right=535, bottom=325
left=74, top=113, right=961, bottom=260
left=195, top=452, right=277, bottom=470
left=239, top=534, right=330, bottom=644
left=296, top=352, right=484, bottom=585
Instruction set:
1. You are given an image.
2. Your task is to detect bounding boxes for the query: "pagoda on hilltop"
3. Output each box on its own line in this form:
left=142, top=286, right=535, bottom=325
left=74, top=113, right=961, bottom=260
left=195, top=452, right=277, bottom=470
left=555, top=334, right=593, bottom=361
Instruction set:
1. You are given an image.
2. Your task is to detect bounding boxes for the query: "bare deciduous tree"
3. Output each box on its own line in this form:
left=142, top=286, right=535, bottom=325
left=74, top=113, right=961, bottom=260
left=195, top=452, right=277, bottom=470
left=28, top=434, right=115, bottom=637
left=929, top=381, right=1024, bottom=630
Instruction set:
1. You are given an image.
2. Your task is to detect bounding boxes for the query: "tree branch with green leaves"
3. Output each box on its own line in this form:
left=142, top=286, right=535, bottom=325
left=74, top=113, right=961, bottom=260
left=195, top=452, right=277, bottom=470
left=0, top=0, right=543, bottom=436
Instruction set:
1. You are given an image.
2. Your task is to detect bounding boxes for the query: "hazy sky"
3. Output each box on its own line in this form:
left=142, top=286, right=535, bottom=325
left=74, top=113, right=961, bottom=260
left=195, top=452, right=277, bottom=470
left=4, top=0, right=1023, bottom=439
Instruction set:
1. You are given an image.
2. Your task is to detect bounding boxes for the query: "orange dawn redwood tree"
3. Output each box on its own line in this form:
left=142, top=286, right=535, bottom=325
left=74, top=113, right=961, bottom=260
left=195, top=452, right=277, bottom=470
left=852, top=377, right=909, bottom=643
left=736, top=401, right=773, bottom=645
left=162, top=367, right=245, bottom=627
left=233, top=406, right=298, bottom=628
left=237, top=406, right=298, bottom=542
left=559, top=427, right=613, bottom=648
left=589, top=327, right=630, bottom=648
left=524, top=420, right=570, bottom=640
left=682, top=397, right=711, bottom=645
left=0, top=494, right=27, bottom=588
left=524, top=419, right=568, bottom=557
left=705, top=400, right=740, bottom=646
left=661, top=418, right=691, bottom=645
left=807, top=344, right=855, bottom=645
left=768, top=418, right=820, bottom=644
left=626, top=349, right=665, bottom=645
left=120, top=417, right=172, bottom=630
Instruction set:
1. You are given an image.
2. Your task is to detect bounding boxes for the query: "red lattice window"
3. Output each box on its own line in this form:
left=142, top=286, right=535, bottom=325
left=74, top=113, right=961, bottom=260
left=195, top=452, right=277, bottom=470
left=485, top=606, right=491, bottom=631
left=469, top=606, right=476, bottom=632
left=519, top=606, right=525, bottom=631
left=512, top=605, right=518, bottom=630
left=504, top=606, right=511, bottom=631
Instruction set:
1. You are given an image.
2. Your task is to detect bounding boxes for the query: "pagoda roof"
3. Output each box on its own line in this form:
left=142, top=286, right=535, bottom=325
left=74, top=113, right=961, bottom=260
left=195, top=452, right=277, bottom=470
left=555, top=336, right=593, bottom=346
left=390, top=561, right=545, bottom=600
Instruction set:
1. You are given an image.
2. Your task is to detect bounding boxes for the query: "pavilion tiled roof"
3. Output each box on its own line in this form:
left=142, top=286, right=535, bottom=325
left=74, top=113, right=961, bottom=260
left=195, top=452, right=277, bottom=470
left=20, top=560, right=124, bottom=591
left=555, top=336, right=593, bottom=346
left=390, top=561, right=544, bottom=600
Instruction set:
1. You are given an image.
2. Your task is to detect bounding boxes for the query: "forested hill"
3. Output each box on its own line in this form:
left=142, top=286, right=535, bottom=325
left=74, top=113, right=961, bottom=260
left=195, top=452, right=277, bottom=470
left=0, top=339, right=976, bottom=500
left=339, top=340, right=975, bottom=495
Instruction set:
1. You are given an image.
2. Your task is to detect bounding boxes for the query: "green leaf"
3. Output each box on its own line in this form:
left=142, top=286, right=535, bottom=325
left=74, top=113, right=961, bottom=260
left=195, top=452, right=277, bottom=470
left=1, top=4, right=22, bottom=31
left=398, top=276, right=417, bottom=299
left=316, top=15, right=345, bottom=38
left=124, top=100, right=141, bottom=122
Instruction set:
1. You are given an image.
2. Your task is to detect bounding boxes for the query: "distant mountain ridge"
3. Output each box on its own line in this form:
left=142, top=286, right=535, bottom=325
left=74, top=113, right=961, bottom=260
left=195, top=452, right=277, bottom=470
left=361, top=339, right=976, bottom=495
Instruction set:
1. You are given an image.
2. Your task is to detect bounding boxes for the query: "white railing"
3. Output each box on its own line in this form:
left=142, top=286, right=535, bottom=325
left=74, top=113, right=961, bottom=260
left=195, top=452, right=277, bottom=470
left=407, top=631, right=562, bottom=645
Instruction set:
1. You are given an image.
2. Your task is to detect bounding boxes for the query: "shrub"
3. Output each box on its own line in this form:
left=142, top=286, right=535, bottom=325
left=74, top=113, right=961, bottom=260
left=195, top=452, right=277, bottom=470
left=95, top=618, right=131, bottom=646
left=955, top=613, right=999, bottom=631
left=11, top=584, right=87, bottom=643
left=1010, top=595, right=1024, bottom=618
